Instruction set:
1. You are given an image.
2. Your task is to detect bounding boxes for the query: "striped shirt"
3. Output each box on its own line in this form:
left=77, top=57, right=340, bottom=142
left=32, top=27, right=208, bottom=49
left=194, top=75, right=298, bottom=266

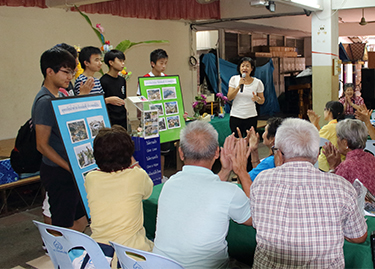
left=250, top=161, right=367, bottom=268
left=74, top=74, right=103, bottom=95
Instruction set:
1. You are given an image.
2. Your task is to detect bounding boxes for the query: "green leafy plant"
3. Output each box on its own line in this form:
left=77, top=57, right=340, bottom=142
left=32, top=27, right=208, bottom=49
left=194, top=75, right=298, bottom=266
left=75, top=5, right=169, bottom=53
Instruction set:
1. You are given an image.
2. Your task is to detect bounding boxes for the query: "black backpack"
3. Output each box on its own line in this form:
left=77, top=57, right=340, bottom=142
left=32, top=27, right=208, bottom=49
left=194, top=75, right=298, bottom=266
left=10, top=118, right=42, bottom=174
left=10, top=94, right=48, bottom=174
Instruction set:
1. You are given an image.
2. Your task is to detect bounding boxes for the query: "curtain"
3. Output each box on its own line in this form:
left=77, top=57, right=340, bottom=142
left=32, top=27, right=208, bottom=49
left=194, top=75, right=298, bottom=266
left=0, top=0, right=220, bottom=21
left=0, top=0, right=47, bottom=7
left=74, top=0, right=220, bottom=20
left=202, top=53, right=280, bottom=116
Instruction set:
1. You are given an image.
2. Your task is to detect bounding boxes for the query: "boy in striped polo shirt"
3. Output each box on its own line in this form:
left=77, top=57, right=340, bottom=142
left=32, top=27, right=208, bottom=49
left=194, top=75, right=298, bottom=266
left=74, top=46, right=104, bottom=95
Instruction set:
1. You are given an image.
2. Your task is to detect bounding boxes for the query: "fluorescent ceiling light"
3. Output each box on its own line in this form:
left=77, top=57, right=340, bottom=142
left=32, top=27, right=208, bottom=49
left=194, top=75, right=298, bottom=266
left=291, top=0, right=321, bottom=9
left=250, top=0, right=268, bottom=7
left=276, top=0, right=323, bottom=11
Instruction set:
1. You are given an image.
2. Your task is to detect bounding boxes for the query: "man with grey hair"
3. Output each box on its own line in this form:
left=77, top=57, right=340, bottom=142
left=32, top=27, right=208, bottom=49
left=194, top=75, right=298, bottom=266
left=248, top=118, right=367, bottom=268
left=153, top=120, right=252, bottom=269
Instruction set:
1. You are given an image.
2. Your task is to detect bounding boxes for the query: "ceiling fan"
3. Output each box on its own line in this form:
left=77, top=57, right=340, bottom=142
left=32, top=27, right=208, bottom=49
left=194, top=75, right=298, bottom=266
left=359, top=8, right=375, bottom=26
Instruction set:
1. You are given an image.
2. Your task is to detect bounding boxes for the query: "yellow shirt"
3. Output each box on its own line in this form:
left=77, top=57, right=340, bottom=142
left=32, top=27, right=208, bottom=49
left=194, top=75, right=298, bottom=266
left=318, top=119, right=345, bottom=171
left=85, top=167, right=154, bottom=252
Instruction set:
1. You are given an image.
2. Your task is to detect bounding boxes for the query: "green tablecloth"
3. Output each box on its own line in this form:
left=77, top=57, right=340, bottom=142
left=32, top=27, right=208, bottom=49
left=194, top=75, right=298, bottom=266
left=143, top=183, right=374, bottom=268
left=187, top=114, right=231, bottom=147
left=209, top=114, right=232, bottom=147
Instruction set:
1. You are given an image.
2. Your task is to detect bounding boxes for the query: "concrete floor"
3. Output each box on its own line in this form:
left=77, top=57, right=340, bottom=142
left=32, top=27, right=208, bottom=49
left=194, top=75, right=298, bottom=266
left=0, top=142, right=270, bottom=269
left=0, top=207, right=45, bottom=269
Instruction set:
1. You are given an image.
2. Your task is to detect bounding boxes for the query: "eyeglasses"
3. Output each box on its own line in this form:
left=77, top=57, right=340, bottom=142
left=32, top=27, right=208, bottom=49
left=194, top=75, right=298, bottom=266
left=271, top=146, right=284, bottom=155
left=59, top=69, right=76, bottom=76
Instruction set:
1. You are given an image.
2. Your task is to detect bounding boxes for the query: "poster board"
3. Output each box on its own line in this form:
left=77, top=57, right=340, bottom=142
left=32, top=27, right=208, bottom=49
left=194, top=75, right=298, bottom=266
left=50, top=94, right=111, bottom=220
left=138, top=75, right=185, bottom=143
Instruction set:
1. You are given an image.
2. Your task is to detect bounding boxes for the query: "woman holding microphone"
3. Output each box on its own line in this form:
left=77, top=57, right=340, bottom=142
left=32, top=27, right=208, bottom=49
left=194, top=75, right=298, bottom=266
left=228, top=57, right=265, bottom=137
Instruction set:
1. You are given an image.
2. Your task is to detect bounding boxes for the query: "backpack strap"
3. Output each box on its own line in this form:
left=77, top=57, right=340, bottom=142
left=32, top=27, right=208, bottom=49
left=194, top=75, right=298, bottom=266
left=35, top=93, right=51, bottom=104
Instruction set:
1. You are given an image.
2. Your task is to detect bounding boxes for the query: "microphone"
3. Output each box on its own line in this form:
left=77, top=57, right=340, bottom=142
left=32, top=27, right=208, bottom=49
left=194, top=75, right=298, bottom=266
left=240, top=73, right=246, bottom=93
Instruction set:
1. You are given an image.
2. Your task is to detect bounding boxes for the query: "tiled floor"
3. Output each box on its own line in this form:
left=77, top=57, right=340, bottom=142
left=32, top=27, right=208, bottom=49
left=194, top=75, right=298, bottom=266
left=1, top=143, right=270, bottom=269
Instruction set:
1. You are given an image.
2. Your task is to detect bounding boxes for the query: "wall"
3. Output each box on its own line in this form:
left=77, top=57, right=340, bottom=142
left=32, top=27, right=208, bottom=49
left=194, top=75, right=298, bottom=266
left=0, top=6, right=196, bottom=140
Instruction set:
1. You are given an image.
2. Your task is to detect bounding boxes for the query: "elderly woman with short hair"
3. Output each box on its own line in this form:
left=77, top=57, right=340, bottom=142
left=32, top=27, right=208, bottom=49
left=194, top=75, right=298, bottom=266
left=339, top=83, right=364, bottom=118
left=324, top=119, right=375, bottom=195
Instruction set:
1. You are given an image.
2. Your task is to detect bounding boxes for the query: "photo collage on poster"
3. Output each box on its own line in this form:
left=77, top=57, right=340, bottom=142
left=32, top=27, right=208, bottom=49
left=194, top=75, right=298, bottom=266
left=147, top=86, right=181, bottom=132
left=143, top=110, right=159, bottom=138
left=66, top=115, right=105, bottom=177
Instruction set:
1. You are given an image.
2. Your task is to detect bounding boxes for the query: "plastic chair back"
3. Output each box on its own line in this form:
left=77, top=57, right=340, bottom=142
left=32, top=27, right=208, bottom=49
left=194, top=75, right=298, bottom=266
left=365, top=140, right=375, bottom=156
left=109, top=241, right=184, bottom=269
left=33, top=220, right=111, bottom=269
left=314, top=137, right=330, bottom=168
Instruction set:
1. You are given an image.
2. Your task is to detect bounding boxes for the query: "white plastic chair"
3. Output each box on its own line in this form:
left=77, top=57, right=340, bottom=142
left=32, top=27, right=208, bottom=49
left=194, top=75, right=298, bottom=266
left=109, top=241, right=184, bottom=269
left=33, top=220, right=111, bottom=269
left=365, top=140, right=375, bottom=156
left=314, top=137, right=330, bottom=168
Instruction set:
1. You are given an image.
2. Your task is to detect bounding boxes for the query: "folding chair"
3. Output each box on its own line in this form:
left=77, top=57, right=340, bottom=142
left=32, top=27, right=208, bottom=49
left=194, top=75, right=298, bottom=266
left=33, top=220, right=111, bottom=269
left=365, top=140, right=375, bottom=156
left=109, top=241, right=184, bottom=269
left=314, top=137, right=330, bottom=168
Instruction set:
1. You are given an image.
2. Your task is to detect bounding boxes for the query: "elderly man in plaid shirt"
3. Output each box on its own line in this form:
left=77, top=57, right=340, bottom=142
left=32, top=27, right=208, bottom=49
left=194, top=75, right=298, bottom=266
left=248, top=118, right=367, bottom=268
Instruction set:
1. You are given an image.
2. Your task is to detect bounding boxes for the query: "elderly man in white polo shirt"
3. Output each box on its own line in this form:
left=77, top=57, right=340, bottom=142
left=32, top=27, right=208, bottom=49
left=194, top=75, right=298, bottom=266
left=153, top=120, right=252, bottom=269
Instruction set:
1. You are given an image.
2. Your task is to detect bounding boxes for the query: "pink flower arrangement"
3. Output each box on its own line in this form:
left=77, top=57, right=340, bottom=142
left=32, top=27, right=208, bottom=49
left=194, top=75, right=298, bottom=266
left=96, top=23, right=105, bottom=34
left=216, top=93, right=228, bottom=105
left=192, top=94, right=207, bottom=113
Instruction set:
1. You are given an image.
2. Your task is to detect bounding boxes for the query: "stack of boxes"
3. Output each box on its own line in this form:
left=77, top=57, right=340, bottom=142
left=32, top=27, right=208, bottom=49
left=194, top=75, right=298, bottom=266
left=254, top=46, right=298, bottom=58
left=269, top=47, right=298, bottom=58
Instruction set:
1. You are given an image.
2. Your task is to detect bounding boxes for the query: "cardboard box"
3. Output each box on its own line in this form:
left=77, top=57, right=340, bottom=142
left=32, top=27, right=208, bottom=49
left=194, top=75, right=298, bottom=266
left=255, top=52, right=272, bottom=57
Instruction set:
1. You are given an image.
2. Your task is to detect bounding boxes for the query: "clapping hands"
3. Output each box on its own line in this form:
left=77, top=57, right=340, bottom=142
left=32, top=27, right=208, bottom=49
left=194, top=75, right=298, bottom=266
left=307, top=109, right=320, bottom=125
left=247, top=127, right=260, bottom=152
left=322, top=142, right=341, bottom=170
left=231, top=137, right=251, bottom=176
left=220, top=133, right=235, bottom=172
left=79, top=77, right=95, bottom=95
left=355, top=104, right=372, bottom=123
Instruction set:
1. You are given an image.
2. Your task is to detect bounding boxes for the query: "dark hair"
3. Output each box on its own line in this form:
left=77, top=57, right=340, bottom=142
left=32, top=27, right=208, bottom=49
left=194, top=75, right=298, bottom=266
left=325, top=101, right=344, bottom=121
left=237, top=57, right=255, bottom=76
left=344, top=83, right=354, bottom=92
left=93, top=125, right=134, bottom=172
left=340, top=83, right=355, bottom=98
left=104, top=49, right=126, bottom=68
left=79, top=46, right=101, bottom=70
left=150, top=49, right=168, bottom=65
left=40, top=47, right=76, bottom=78
left=266, top=117, right=283, bottom=140
left=54, top=43, right=77, bottom=59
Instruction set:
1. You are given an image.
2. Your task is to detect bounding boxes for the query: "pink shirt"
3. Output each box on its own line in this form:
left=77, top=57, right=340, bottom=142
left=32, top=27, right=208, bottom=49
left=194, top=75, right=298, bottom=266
left=335, top=149, right=375, bottom=195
